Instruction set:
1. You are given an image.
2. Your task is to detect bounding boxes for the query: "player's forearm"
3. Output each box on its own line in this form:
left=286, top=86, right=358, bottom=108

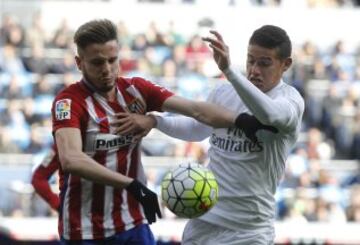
left=223, top=67, right=290, bottom=126
left=38, top=188, right=59, bottom=210
left=191, top=101, right=236, bottom=128
left=32, top=177, right=60, bottom=210
left=162, top=95, right=236, bottom=128
left=59, top=152, right=132, bottom=189
left=155, top=115, right=211, bottom=141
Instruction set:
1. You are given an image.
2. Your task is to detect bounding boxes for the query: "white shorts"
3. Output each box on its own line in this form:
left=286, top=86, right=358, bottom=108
left=182, top=219, right=274, bottom=245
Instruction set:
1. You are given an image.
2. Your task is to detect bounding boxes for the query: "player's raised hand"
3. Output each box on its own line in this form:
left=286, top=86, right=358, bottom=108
left=202, top=30, right=231, bottom=71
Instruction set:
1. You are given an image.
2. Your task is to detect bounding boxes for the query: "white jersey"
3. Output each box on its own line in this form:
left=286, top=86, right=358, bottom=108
left=201, top=81, right=303, bottom=230
left=156, top=71, right=304, bottom=232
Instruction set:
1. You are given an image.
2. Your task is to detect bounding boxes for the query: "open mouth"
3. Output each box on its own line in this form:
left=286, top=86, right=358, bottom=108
left=250, top=78, right=263, bottom=84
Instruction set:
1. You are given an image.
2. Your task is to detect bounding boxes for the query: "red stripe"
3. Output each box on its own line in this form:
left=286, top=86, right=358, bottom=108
left=90, top=98, right=109, bottom=239
left=113, top=151, right=127, bottom=233
left=91, top=153, right=106, bottom=239
left=69, top=175, right=82, bottom=240
left=127, top=146, right=143, bottom=225
left=58, top=216, right=63, bottom=238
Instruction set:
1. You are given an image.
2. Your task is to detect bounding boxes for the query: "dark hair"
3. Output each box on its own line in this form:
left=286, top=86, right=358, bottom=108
left=249, top=25, right=291, bottom=60
left=74, top=19, right=118, bottom=50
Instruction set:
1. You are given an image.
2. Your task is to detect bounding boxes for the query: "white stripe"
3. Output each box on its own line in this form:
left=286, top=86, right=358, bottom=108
left=80, top=178, right=94, bottom=240
left=115, top=88, right=129, bottom=112
left=126, top=85, right=145, bottom=103
left=85, top=96, right=105, bottom=128
left=123, top=189, right=136, bottom=231
left=92, top=93, right=121, bottom=137
left=62, top=175, right=71, bottom=240
left=103, top=152, right=117, bottom=237
left=125, top=85, right=147, bottom=111
left=93, top=93, right=117, bottom=116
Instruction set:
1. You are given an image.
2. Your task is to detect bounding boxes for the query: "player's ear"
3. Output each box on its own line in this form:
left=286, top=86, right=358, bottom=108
left=282, top=57, right=292, bottom=72
left=75, top=55, right=82, bottom=71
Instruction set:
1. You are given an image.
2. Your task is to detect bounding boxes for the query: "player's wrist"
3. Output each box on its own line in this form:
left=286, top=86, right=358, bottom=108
left=146, top=114, right=158, bottom=128
left=152, top=114, right=164, bottom=130
left=222, top=64, right=233, bottom=76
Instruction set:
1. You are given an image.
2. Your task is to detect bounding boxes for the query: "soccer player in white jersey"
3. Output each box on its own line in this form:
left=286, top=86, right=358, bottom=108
left=119, top=25, right=305, bottom=244
left=52, top=19, right=242, bottom=244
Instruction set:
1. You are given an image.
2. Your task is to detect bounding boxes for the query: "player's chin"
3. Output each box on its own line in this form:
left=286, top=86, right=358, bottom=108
left=99, top=83, right=115, bottom=93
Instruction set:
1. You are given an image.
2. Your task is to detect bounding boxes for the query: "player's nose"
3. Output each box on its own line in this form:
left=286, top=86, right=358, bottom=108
left=249, top=63, right=261, bottom=75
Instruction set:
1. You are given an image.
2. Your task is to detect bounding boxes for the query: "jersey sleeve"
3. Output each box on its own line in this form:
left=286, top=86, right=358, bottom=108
left=131, top=77, right=174, bottom=112
left=31, top=148, right=60, bottom=211
left=155, top=85, right=220, bottom=141
left=223, top=67, right=304, bottom=132
left=52, top=90, right=84, bottom=133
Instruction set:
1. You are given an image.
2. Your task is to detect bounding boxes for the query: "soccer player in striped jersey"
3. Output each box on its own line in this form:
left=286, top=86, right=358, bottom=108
left=31, top=145, right=60, bottom=212
left=121, top=25, right=305, bottom=244
left=52, top=19, right=239, bottom=244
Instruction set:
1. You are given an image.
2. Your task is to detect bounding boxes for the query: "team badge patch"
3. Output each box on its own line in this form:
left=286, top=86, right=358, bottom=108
left=55, top=99, right=71, bottom=120
left=127, top=98, right=146, bottom=114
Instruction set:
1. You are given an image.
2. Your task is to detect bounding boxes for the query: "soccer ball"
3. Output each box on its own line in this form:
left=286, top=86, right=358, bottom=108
left=161, top=162, right=218, bottom=218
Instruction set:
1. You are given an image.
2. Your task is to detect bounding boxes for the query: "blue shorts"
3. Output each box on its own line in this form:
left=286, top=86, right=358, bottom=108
left=61, top=224, right=155, bottom=245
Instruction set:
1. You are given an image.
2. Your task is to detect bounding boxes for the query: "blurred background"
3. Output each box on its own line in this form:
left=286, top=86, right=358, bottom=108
left=1, top=0, right=360, bottom=244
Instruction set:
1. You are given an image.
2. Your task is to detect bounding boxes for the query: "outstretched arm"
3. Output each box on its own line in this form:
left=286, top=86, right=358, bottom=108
left=155, top=115, right=212, bottom=141
left=113, top=113, right=211, bottom=142
left=202, top=30, right=304, bottom=132
left=161, top=95, right=236, bottom=129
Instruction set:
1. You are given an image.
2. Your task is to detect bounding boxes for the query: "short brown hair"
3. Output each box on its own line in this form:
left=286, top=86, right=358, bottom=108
left=249, top=25, right=291, bottom=60
left=74, top=19, right=118, bottom=51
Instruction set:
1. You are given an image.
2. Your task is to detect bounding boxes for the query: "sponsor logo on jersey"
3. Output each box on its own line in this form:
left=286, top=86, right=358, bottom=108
left=85, top=133, right=133, bottom=152
left=55, top=99, right=71, bottom=120
left=210, top=127, right=264, bottom=153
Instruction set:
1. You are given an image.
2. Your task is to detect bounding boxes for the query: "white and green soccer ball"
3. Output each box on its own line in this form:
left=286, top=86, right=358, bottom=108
left=161, top=162, right=218, bottom=218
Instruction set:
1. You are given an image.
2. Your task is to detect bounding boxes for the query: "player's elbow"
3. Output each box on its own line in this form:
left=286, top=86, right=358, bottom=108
left=258, top=112, right=281, bottom=126
left=31, top=174, right=38, bottom=188
left=58, top=153, right=75, bottom=173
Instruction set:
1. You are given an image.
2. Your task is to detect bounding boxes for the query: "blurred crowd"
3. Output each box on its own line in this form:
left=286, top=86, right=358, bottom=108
left=1, top=9, right=360, bottom=225
left=140, top=0, right=360, bottom=8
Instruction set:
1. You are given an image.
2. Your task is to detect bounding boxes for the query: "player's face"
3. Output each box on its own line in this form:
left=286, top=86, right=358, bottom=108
left=75, top=40, right=120, bottom=94
left=246, top=44, right=292, bottom=93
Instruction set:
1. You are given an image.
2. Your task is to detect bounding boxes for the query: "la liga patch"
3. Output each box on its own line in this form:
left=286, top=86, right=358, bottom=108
left=55, top=99, right=71, bottom=120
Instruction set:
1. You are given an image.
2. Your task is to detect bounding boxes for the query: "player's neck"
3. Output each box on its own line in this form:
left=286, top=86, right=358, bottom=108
left=100, top=88, right=116, bottom=102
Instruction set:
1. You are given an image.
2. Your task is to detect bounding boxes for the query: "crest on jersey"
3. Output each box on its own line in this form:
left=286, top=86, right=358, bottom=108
left=55, top=99, right=71, bottom=120
left=127, top=98, right=146, bottom=114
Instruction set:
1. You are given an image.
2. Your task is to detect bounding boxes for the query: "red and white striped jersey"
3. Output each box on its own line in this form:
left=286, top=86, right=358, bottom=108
left=52, top=77, right=173, bottom=240
left=31, top=145, right=60, bottom=211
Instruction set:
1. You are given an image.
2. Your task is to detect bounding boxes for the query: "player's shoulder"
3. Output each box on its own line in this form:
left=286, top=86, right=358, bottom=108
left=277, top=82, right=305, bottom=112
left=117, top=76, right=167, bottom=95
left=278, top=82, right=303, bottom=101
left=118, top=76, right=148, bottom=86
left=213, top=81, right=233, bottom=94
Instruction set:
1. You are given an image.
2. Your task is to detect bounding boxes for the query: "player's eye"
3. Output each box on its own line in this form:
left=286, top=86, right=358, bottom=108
left=247, top=59, right=255, bottom=65
left=108, top=57, right=118, bottom=64
left=91, top=60, right=104, bottom=66
left=257, top=60, right=272, bottom=67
